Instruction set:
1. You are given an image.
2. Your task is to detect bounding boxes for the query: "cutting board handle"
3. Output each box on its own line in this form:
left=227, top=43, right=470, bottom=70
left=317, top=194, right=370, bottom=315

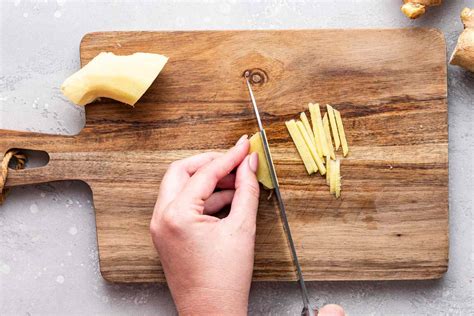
left=1, top=129, right=84, bottom=187
left=5, top=156, right=72, bottom=187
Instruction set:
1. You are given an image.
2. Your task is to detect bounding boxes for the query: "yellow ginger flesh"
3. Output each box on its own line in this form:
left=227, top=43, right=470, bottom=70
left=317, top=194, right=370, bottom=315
left=249, top=133, right=275, bottom=189
left=61, top=52, right=168, bottom=106
left=286, top=120, right=317, bottom=175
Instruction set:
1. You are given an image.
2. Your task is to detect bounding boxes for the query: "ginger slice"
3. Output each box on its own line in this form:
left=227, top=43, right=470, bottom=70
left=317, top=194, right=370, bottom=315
left=326, top=104, right=341, bottom=150
left=322, top=113, right=336, bottom=160
left=329, top=159, right=336, bottom=194
left=300, top=112, right=317, bottom=148
left=286, top=120, right=317, bottom=175
left=309, top=103, right=330, bottom=158
left=334, top=109, right=349, bottom=157
left=249, top=133, right=275, bottom=189
left=325, top=156, right=331, bottom=186
left=308, top=104, right=324, bottom=158
left=334, top=159, right=341, bottom=198
left=61, top=52, right=168, bottom=106
left=296, top=121, right=319, bottom=173
left=450, top=8, right=474, bottom=72
left=296, top=121, right=326, bottom=175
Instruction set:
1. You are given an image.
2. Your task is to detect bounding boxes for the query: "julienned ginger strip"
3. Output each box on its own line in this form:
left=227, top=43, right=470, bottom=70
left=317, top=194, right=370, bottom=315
left=326, top=104, right=341, bottom=150
left=300, top=112, right=317, bottom=149
left=308, top=103, right=324, bottom=158
left=310, top=103, right=330, bottom=158
left=322, top=113, right=336, bottom=160
left=334, top=109, right=349, bottom=157
left=296, top=120, right=326, bottom=175
left=285, top=104, right=348, bottom=198
left=285, top=120, right=317, bottom=175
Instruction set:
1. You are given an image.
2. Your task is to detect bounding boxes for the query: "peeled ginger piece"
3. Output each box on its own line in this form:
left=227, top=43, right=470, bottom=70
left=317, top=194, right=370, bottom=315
left=249, top=133, right=275, bottom=189
left=61, top=52, right=168, bottom=106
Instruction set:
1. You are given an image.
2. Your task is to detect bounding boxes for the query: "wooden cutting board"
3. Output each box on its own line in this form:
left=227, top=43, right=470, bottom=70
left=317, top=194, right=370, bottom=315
left=1, top=29, right=448, bottom=282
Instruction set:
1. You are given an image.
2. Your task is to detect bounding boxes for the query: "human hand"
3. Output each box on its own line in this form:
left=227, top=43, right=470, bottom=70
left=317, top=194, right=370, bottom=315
left=150, top=135, right=259, bottom=315
left=319, top=304, right=346, bottom=316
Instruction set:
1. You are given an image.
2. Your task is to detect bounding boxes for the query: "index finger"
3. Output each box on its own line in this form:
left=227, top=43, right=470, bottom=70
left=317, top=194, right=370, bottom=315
left=181, top=136, right=249, bottom=201
left=156, top=152, right=222, bottom=212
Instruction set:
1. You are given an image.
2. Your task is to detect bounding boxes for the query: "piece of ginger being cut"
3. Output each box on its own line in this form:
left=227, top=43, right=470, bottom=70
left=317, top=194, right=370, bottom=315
left=249, top=133, right=274, bottom=189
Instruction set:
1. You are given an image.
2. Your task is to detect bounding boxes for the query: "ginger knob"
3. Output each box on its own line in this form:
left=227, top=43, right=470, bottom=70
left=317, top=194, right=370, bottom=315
left=61, top=52, right=168, bottom=106
left=450, top=8, right=474, bottom=72
left=401, top=0, right=442, bottom=19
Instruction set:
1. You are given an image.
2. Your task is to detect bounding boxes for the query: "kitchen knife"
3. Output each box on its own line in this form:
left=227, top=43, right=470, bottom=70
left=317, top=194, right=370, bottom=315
left=244, top=75, right=317, bottom=316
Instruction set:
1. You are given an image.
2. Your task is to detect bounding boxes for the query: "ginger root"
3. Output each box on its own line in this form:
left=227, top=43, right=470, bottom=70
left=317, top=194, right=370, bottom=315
left=61, top=52, right=168, bottom=106
left=401, top=0, right=441, bottom=19
left=450, top=8, right=474, bottom=72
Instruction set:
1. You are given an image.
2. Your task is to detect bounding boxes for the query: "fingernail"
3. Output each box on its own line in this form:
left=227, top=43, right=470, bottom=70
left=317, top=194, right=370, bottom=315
left=235, top=134, right=248, bottom=146
left=249, top=152, right=258, bottom=173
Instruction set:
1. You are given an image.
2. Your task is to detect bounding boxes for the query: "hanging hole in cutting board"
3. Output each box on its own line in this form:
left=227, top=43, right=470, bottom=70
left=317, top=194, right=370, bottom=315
left=8, top=149, right=50, bottom=169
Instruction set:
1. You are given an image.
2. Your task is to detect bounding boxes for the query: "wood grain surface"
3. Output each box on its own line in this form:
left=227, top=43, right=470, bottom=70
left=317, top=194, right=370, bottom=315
left=0, top=29, right=448, bottom=282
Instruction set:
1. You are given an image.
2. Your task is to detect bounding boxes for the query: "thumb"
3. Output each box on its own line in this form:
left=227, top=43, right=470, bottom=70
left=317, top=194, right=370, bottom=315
left=227, top=152, right=260, bottom=229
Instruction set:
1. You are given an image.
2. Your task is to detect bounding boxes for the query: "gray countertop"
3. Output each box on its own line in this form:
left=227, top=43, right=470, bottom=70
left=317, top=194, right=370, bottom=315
left=1, top=1, right=473, bottom=315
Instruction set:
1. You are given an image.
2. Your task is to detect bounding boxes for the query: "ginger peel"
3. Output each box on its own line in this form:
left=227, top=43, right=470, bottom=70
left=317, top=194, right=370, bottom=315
left=401, top=0, right=442, bottom=19
left=450, top=8, right=474, bottom=72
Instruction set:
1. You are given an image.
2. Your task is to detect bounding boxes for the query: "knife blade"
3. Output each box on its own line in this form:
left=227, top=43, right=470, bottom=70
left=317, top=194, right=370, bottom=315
left=245, top=76, right=316, bottom=316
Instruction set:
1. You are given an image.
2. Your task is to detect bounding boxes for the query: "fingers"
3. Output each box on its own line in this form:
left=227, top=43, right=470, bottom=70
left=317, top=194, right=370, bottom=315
left=169, top=152, right=223, bottom=176
left=227, top=152, right=260, bottom=229
left=182, top=135, right=249, bottom=201
left=203, top=190, right=235, bottom=214
left=318, top=304, right=345, bottom=316
left=156, top=152, right=222, bottom=213
left=216, top=173, right=236, bottom=189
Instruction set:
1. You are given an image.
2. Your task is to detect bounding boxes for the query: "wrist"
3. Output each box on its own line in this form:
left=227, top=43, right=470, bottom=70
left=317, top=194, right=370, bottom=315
left=174, top=287, right=248, bottom=316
